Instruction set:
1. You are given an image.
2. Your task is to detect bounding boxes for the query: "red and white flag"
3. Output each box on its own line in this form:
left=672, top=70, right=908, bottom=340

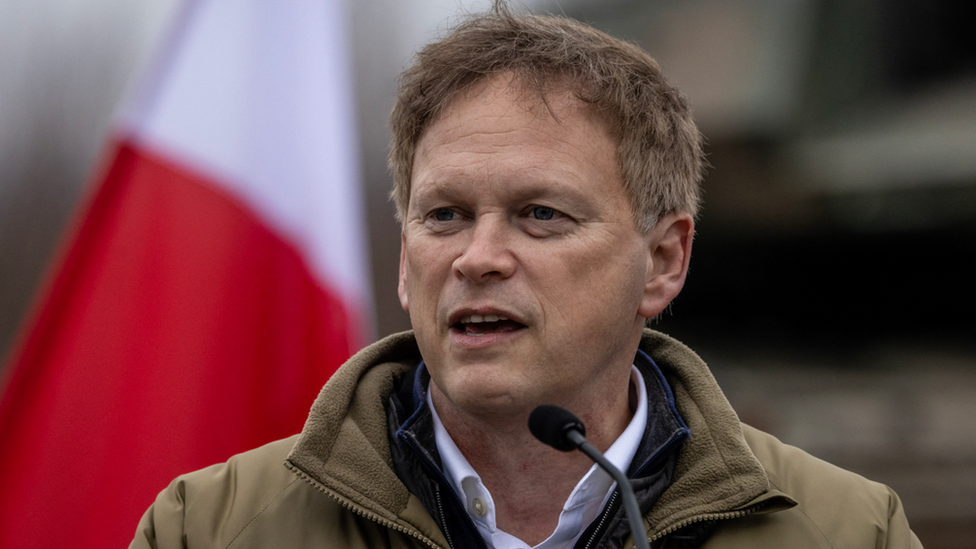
left=0, top=0, right=372, bottom=547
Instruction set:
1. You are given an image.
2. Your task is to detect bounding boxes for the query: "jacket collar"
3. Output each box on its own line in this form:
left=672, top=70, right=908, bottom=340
left=286, top=329, right=784, bottom=541
left=637, top=330, right=781, bottom=536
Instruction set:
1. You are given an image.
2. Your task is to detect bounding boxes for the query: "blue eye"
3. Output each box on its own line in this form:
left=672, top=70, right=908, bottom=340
left=433, top=208, right=455, bottom=221
left=532, top=206, right=555, bottom=220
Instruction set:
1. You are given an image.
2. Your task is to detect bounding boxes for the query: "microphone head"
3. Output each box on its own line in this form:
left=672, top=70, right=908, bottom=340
left=528, top=404, right=586, bottom=452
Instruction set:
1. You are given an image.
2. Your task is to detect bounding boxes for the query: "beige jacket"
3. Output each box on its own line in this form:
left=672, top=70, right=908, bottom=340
left=130, top=330, right=922, bottom=548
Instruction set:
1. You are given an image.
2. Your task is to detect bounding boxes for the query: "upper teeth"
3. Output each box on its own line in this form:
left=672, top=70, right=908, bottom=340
left=461, top=314, right=508, bottom=323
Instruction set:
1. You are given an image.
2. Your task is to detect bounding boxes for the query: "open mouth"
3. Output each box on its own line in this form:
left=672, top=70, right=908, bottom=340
left=453, top=314, right=526, bottom=337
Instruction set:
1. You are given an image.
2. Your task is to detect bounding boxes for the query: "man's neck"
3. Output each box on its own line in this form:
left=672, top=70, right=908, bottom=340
left=429, top=375, right=633, bottom=546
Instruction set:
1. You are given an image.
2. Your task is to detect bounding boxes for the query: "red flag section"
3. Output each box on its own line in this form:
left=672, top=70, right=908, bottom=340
left=0, top=0, right=371, bottom=547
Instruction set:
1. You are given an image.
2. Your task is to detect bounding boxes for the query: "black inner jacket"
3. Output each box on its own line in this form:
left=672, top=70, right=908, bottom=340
left=385, top=350, right=709, bottom=549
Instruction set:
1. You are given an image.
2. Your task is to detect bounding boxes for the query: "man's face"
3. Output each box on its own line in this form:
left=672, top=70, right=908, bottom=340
left=399, top=76, right=659, bottom=422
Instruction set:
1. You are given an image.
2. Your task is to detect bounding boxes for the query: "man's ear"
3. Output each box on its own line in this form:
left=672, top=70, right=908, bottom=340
left=637, top=212, right=694, bottom=319
left=398, top=231, right=410, bottom=313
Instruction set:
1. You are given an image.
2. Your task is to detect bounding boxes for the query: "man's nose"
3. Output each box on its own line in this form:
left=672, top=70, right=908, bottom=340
left=453, top=217, right=516, bottom=283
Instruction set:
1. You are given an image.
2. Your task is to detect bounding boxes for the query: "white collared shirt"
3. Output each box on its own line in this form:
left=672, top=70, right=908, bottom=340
left=428, top=366, right=648, bottom=549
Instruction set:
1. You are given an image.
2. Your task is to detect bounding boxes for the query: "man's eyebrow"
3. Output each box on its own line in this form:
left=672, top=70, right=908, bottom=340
left=411, top=178, right=598, bottom=219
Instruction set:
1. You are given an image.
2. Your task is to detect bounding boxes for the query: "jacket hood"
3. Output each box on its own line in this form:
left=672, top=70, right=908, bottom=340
left=286, top=329, right=776, bottom=537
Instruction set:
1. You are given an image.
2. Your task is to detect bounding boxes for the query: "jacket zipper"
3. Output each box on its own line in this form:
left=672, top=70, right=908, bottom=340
left=433, top=483, right=456, bottom=549
left=579, top=491, right=619, bottom=549
left=285, top=462, right=446, bottom=549
left=577, top=493, right=770, bottom=549
left=650, top=501, right=772, bottom=546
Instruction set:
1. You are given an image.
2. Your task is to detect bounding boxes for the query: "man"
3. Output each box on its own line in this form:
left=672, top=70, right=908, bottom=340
left=131, top=4, right=921, bottom=548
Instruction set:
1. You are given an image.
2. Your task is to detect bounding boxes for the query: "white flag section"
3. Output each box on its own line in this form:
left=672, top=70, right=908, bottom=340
left=0, top=1, right=373, bottom=547
left=121, top=0, right=373, bottom=332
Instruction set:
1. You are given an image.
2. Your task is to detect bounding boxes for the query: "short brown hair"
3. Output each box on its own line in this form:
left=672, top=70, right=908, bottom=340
left=389, top=2, right=704, bottom=232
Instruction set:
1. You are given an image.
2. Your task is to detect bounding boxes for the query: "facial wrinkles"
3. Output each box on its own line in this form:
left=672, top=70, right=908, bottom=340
left=534, top=236, right=641, bottom=332
left=414, top=90, right=632, bottom=295
left=420, top=92, right=606, bottom=171
left=414, top=184, right=634, bottom=350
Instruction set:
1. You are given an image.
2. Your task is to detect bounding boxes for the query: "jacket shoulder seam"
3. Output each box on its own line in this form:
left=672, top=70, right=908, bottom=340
left=765, top=477, right=834, bottom=549
left=224, top=476, right=303, bottom=548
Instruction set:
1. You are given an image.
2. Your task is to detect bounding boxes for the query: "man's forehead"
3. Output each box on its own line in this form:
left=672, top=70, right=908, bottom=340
left=415, top=85, right=611, bottom=167
left=419, top=73, right=610, bottom=148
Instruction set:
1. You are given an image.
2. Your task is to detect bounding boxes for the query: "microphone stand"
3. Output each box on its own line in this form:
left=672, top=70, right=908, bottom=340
left=565, top=429, right=651, bottom=549
left=530, top=406, right=651, bottom=549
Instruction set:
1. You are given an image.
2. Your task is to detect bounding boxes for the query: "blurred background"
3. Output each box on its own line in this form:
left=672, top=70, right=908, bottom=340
left=1, top=0, right=973, bottom=546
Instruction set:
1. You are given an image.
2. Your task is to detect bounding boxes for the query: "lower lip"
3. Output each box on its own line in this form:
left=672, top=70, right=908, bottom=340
left=449, top=325, right=526, bottom=348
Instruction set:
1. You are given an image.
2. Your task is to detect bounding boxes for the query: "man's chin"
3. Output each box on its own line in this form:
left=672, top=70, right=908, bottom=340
left=430, top=375, right=534, bottom=423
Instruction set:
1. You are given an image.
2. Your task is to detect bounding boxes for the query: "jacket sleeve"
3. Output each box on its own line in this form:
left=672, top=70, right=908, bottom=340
left=883, top=484, right=924, bottom=549
left=127, top=457, right=280, bottom=548
left=129, top=476, right=192, bottom=549
left=128, top=438, right=297, bottom=549
left=127, top=455, right=282, bottom=549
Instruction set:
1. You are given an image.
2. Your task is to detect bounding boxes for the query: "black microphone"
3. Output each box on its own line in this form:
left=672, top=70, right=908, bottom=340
left=529, top=405, right=651, bottom=549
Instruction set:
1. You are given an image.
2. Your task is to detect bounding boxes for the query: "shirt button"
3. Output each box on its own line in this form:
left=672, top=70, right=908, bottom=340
left=472, top=497, right=487, bottom=516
